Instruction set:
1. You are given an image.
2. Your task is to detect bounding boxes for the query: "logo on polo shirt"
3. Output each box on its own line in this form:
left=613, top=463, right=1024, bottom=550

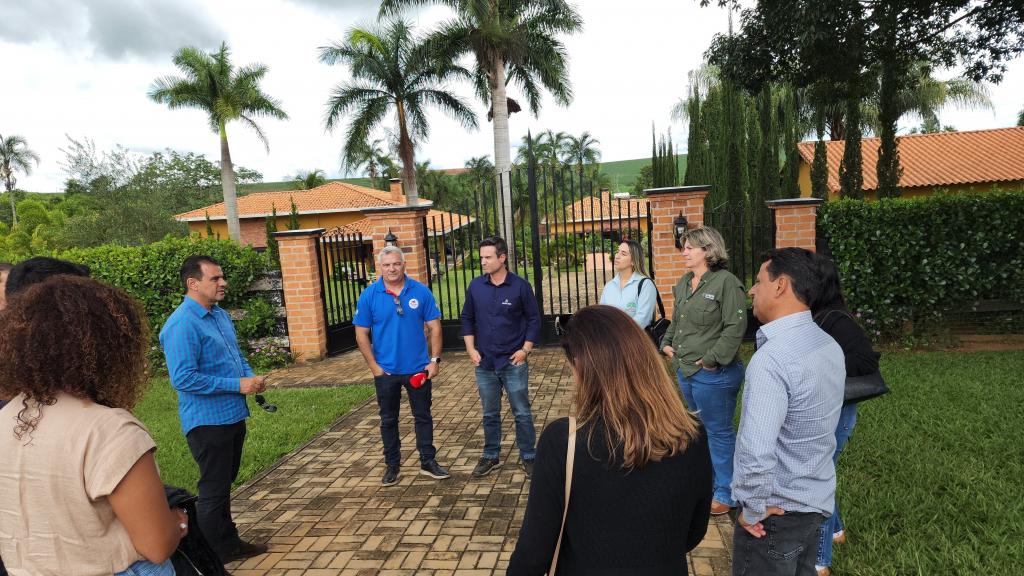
left=408, top=298, right=420, bottom=309
left=502, top=298, right=512, bottom=306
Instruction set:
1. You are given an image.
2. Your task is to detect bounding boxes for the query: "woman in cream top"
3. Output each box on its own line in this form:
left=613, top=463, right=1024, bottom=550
left=0, top=276, right=186, bottom=576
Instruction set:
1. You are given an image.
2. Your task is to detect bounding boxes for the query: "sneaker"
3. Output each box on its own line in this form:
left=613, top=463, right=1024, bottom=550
left=219, top=540, right=268, bottom=564
left=420, top=459, right=451, bottom=479
left=472, top=457, right=501, bottom=477
left=521, top=459, right=535, bottom=478
left=382, top=464, right=400, bottom=486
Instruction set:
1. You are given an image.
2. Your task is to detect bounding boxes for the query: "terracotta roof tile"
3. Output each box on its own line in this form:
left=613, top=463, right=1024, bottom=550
left=332, top=210, right=477, bottom=239
left=174, top=181, right=412, bottom=221
left=796, top=126, right=1024, bottom=193
left=543, top=190, right=649, bottom=224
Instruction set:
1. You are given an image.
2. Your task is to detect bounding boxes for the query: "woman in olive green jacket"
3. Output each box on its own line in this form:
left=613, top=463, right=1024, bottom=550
left=661, top=227, right=747, bottom=515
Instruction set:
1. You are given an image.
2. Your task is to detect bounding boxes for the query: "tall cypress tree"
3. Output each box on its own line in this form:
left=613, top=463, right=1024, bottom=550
left=875, top=58, right=904, bottom=199
left=811, top=112, right=830, bottom=199
left=205, top=212, right=214, bottom=237
left=265, top=204, right=280, bottom=267
left=288, top=196, right=301, bottom=229
left=684, top=85, right=709, bottom=186
left=838, top=96, right=864, bottom=199
left=780, top=88, right=803, bottom=198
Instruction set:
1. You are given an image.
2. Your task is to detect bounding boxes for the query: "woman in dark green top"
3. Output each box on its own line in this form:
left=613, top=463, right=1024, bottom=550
left=661, top=226, right=747, bottom=515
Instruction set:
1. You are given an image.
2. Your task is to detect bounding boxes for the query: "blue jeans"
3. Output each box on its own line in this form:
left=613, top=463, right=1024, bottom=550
left=374, top=373, right=437, bottom=466
left=115, top=559, right=176, bottom=576
left=476, top=362, right=537, bottom=460
left=816, top=403, right=858, bottom=567
left=678, top=361, right=744, bottom=506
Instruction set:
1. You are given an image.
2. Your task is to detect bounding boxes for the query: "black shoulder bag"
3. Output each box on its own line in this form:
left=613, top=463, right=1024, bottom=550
left=818, top=309, right=889, bottom=404
left=638, top=278, right=670, bottom=350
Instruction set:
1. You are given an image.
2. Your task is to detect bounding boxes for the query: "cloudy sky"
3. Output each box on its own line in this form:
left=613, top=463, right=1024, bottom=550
left=2, top=0, right=1022, bottom=192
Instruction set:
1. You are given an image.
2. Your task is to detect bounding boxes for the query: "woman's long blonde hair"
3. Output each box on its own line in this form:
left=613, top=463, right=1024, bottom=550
left=561, top=305, right=700, bottom=469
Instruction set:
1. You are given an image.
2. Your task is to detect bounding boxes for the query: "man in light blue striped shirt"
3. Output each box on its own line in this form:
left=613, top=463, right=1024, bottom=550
left=732, top=248, right=845, bottom=576
left=160, top=255, right=268, bottom=564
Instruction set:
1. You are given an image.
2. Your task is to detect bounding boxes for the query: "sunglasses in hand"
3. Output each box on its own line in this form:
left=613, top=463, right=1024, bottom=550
left=254, top=375, right=279, bottom=413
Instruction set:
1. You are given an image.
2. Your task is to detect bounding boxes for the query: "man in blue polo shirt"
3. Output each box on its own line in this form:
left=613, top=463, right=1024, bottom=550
left=160, top=255, right=268, bottom=564
left=354, top=245, right=450, bottom=486
left=461, top=236, right=541, bottom=478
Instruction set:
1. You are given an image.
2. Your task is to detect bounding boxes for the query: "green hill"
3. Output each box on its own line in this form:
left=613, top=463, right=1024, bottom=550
left=598, top=154, right=688, bottom=192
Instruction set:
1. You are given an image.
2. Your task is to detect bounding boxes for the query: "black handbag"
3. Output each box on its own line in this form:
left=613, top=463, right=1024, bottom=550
left=844, top=371, right=889, bottom=404
left=165, top=486, right=230, bottom=576
left=638, top=278, right=670, bottom=350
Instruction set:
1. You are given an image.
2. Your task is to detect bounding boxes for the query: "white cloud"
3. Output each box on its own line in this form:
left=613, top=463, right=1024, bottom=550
left=2, top=0, right=1022, bottom=192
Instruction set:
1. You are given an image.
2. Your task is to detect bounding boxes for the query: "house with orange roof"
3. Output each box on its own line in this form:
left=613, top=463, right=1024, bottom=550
left=796, top=126, right=1024, bottom=200
left=543, top=189, right=649, bottom=237
left=174, top=178, right=474, bottom=248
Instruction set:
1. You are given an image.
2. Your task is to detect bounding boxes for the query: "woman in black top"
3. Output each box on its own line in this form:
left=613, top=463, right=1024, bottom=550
left=508, top=305, right=712, bottom=576
left=810, top=254, right=881, bottom=576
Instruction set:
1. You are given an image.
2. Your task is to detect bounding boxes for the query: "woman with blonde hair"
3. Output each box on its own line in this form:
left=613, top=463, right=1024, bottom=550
left=0, top=276, right=186, bottom=576
left=661, top=226, right=747, bottom=516
left=508, top=305, right=712, bottom=575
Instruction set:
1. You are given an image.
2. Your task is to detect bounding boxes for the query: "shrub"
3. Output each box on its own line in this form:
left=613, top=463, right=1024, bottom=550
left=61, top=235, right=268, bottom=337
left=236, top=297, right=278, bottom=341
left=817, top=191, right=1024, bottom=339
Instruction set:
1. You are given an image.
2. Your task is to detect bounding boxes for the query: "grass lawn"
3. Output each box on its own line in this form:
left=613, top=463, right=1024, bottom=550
left=136, top=379, right=374, bottom=493
left=827, top=349, right=1024, bottom=574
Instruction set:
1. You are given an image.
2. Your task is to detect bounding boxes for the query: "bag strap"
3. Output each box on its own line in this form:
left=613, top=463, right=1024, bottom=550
left=637, top=278, right=666, bottom=320
left=549, top=416, right=576, bottom=576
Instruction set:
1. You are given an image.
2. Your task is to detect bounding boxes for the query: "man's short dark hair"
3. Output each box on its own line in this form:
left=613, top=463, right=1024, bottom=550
left=761, top=248, right=818, bottom=306
left=5, top=257, right=91, bottom=297
left=180, top=255, right=221, bottom=291
left=479, top=236, right=508, bottom=259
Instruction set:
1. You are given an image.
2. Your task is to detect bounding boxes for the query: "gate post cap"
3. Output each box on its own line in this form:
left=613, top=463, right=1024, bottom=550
left=273, top=228, right=326, bottom=237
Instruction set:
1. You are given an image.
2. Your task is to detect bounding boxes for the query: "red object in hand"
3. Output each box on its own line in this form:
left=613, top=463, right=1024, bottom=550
left=409, top=371, right=429, bottom=389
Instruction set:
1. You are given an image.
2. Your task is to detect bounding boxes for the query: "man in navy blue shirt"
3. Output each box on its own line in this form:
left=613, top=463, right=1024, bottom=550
left=461, top=237, right=541, bottom=478
left=354, top=246, right=450, bottom=486
left=160, top=255, right=268, bottom=563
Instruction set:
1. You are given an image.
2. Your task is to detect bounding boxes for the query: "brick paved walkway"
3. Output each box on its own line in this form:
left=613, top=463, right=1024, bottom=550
left=229, top=348, right=733, bottom=575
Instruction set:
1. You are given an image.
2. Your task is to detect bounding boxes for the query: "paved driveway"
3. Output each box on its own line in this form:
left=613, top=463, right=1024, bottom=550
left=228, top=348, right=733, bottom=575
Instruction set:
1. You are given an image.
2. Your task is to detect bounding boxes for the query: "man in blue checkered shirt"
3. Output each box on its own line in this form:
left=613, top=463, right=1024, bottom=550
left=160, top=255, right=269, bottom=564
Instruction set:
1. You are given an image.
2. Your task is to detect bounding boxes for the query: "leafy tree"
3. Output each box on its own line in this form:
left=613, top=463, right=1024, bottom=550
left=810, top=114, right=830, bottom=199
left=0, top=134, right=41, bottom=225
left=149, top=42, right=288, bottom=242
left=380, top=0, right=583, bottom=255
left=1018, top=107, right=1024, bottom=126
left=293, top=169, right=327, bottom=190
left=320, top=20, right=477, bottom=208
left=565, top=132, right=601, bottom=180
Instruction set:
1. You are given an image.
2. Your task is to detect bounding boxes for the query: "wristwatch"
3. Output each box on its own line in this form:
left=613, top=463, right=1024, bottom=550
left=430, top=356, right=442, bottom=364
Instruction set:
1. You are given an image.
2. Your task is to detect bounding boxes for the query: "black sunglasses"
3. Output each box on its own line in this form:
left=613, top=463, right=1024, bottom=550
left=254, top=376, right=278, bottom=413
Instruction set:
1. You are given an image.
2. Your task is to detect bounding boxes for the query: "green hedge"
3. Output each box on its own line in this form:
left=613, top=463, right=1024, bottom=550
left=817, top=191, right=1024, bottom=338
left=61, top=235, right=267, bottom=336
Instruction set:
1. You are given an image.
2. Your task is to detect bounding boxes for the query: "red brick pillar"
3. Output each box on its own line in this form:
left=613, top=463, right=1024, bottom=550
left=273, top=229, right=327, bottom=362
left=646, top=185, right=710, bottom=317
left=363, top=206, right=431, bottom=284
left=767, top=198, right=824, bottom=251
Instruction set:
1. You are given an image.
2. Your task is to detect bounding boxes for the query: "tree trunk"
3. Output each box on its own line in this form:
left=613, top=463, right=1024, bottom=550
left=219, top=124, right=242, bottom=242
left=490, top=57, right=516, bottom=264
left=396, top=101, right=418, bottom=206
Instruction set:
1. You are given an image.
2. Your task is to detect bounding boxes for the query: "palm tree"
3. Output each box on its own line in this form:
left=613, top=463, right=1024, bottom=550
left=514, top=132, right=545, bottom=167
left=538, top=129, right=571, bottom=172
left=463, top=155, right=494, bottom=183
left=149, top=43, right=287, bottom=242
left=0, top=133, right=40, bottom=226
left=294, top=169, right=327, bottom=190
left=320, top=20, right=478, bottom=207
left=565, top=131, right=601, bottom=180
left=379, top=0, right=583, bottom=255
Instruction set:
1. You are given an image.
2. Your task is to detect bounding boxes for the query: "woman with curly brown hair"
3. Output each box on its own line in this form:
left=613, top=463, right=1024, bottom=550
left=508, top=305, right=712, bottom=575
left=0, top=276, right=186, bottom=576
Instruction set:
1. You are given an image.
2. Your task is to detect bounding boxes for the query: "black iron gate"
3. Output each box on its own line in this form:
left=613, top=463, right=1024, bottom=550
left=317, top=228, right=371, bottom=355
left=703, top=200, right=775, bottom=288
left=423, top=160, right=653, bottom=349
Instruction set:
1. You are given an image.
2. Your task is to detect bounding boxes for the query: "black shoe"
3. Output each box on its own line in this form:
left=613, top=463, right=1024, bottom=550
left=420, top=459, right=451, bottom=479
left=382, top=464, right=400, bottom=486
left=472, top=457, right=501, bottom=477
left=220, top=540, right=268, bottom=564
left=521, top=458, right=535, bottom=478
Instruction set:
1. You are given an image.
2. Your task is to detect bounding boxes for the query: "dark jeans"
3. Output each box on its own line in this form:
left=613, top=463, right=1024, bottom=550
left=732, top=511, right=826, bottom=576
left=374, top=373, right=437, bottom=467
left=186, top=420, right=246, bottom=556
